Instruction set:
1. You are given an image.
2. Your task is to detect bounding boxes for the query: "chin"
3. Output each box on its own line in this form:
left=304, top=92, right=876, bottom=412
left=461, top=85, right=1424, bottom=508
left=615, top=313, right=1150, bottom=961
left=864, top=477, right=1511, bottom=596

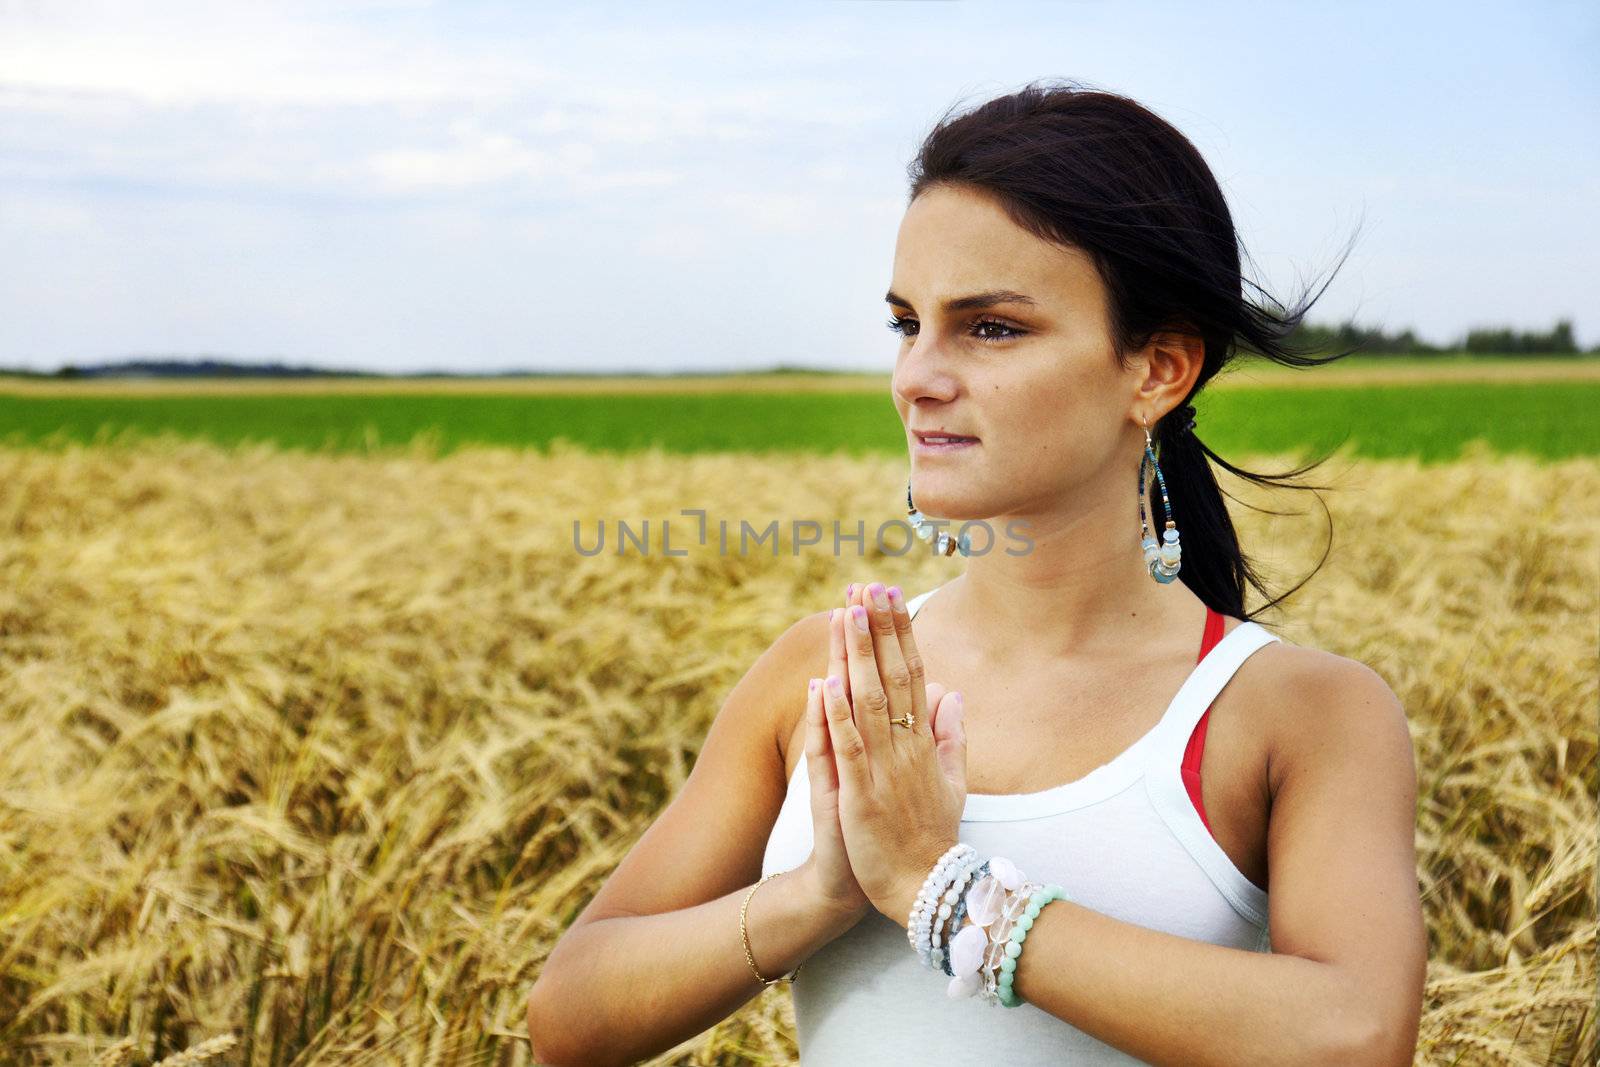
left=907, top=467, right=986, bottom=521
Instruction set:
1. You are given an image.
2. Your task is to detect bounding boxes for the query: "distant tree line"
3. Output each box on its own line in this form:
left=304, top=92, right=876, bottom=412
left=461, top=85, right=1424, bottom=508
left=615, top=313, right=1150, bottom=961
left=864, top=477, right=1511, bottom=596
left=1, top=319, right=1593, bottom=380
left=24, top=359, right=739, bottom=379
left=1275, top=317, right=1592, bottom=357
left=43, top=357, right=383, bottom=379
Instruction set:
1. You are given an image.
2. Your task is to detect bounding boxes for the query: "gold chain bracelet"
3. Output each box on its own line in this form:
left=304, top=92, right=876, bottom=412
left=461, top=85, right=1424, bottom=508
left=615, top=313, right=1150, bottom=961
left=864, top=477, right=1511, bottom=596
left=741, top=871, right=802, bottom=986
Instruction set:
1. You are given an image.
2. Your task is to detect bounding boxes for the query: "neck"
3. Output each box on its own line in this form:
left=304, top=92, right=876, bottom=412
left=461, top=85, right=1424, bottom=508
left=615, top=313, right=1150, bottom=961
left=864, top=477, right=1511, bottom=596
left=942, top=490, right=1205, bottom=664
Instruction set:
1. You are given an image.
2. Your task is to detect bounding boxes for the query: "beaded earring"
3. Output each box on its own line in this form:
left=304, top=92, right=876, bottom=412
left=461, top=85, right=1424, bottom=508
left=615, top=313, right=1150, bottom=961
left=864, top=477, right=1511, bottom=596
left=1139, top=418, right=1183, bottom=583
left=907, top=480, right=971, bottom=557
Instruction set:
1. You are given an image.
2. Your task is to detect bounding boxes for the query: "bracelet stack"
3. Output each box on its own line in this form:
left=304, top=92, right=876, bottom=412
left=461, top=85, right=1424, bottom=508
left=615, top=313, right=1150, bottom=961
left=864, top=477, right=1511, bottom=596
left=905, top=848, right=1070, bottom=1007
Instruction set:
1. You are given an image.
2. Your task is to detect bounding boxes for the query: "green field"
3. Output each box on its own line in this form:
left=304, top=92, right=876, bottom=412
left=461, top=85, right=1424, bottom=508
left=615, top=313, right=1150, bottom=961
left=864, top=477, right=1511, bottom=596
left=0, top=381, right=1595, bottom=462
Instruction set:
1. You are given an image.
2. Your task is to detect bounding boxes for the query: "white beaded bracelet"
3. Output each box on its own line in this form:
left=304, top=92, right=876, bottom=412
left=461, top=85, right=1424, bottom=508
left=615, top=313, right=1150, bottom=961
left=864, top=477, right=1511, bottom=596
left=906, top=843, right=976, bottom=967
left=908, top=845, right=977, bottom=967
left=921, top=851, right=984, bottom=970
left=935, top=859, right=987, bottom=975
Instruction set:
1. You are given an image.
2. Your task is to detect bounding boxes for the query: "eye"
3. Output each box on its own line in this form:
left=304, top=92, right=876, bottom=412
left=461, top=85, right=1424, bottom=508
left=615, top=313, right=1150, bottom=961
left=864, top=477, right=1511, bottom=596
left=971, top=318, right=1024, bottom=343
left=886, top=314, right=918, bottom=337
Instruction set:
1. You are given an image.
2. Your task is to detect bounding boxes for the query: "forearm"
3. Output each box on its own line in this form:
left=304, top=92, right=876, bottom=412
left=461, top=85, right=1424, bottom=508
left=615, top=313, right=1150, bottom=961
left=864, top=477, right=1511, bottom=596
left=528, top=866, right=861, bottom=1067
left=954, top=902, right=1379, bottom=1067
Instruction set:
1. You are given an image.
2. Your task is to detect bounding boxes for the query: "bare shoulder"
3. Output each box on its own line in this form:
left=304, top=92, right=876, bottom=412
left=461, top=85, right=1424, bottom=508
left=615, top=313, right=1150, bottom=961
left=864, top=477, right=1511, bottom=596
left=766, top=608, right=833, bottom=764
left=1237, top=635, right=1415, bottom=799
left=751, top=607, right=833, bottom=764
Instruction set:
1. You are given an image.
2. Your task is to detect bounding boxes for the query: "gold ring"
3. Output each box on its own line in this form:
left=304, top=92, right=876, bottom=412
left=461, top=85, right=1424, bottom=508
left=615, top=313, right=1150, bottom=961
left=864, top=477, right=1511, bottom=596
left=890, top=713, right=915, bottom=729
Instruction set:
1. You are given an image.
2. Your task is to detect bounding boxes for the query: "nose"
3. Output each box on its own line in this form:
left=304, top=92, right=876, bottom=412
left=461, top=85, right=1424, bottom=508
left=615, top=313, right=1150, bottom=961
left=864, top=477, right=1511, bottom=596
left=892, top=333, right=960, bottom=409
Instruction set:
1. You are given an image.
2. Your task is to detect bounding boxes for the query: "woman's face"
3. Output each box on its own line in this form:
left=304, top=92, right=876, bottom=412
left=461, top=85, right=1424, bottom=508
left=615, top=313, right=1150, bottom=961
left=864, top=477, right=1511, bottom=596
left=888, top=182, right=1142, bottom=526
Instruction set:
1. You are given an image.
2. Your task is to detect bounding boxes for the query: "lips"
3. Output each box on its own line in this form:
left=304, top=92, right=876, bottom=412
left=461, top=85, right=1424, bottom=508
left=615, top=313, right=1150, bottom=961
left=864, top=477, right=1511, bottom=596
left=913, top=430, right=979, bottom=456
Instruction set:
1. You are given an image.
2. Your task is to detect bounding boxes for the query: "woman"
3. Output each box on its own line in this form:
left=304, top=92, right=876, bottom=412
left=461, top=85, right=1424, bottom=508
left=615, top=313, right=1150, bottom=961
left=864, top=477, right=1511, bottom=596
left=527, top=81, right=1427, bottom=1066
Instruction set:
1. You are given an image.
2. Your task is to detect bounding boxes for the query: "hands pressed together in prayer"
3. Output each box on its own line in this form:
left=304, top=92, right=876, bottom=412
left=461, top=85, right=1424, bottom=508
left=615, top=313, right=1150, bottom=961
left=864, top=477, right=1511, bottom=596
left=799, top=581, right=970, bottom=928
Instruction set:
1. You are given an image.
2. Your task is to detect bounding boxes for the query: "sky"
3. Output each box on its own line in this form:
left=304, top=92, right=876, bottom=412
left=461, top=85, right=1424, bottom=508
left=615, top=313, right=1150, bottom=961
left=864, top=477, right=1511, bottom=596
left=1, top=0, right=1595, bottom=374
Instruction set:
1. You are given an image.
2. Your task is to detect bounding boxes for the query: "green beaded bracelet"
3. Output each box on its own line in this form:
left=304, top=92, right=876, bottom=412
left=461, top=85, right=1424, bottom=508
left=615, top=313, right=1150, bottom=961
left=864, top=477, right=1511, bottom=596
left=996, top=883, right=1069, bottom=1008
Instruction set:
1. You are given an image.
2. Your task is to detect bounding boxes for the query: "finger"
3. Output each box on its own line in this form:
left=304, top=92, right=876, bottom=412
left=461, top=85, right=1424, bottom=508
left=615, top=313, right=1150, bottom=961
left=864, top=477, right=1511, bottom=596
left=884, top=583, right=931, bottom=738
left=862, top=581, right=916, bottom=751
left=822, top=673, right=871, bottom=793
left=843, top=598, right=892, bottom=759
left=929, top=687, right=967, bottom=795
left=827, top=607, right=850, bottom=706
left=804, top=677, right=839, bottom=799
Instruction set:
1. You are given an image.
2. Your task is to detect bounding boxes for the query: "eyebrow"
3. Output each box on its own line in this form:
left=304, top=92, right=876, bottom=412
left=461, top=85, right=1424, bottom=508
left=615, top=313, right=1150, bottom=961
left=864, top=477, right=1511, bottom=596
left=883, top=288, right=1039, bottom=313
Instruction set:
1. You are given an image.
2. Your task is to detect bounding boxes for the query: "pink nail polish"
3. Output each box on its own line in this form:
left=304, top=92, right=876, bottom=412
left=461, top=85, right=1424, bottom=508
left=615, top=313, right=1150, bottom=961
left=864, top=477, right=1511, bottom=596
left=826, top=675, right=844, bottom=693
left=809, top=678, right=819, bottom=692
left=888, top=585, right=903, bottom=608
left=851, top=604, right=869, bottom=631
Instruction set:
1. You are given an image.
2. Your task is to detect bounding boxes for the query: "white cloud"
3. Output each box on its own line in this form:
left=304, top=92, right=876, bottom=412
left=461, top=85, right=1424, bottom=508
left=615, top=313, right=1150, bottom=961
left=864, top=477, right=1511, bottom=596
left=368, top=135, right=555, bottom=192
left=0, top=2, right=542, bottom=106
left=723, top=191, right=827, bottom=235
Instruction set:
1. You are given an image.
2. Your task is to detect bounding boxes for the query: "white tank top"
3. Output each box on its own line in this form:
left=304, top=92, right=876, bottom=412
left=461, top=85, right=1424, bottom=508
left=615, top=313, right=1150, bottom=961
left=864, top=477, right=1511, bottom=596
left=761, top=583, right=1282, bottom=1064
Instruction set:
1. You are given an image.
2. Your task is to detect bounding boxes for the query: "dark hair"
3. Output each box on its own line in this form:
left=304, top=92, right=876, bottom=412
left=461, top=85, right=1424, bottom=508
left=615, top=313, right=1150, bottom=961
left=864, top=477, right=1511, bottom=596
left=906, top=78, right=1362, bottom=622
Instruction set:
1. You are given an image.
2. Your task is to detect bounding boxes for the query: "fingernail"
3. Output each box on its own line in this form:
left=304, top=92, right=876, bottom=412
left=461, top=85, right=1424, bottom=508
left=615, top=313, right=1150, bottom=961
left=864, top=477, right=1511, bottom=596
left=868, top=582, right=888, bottom=610
left=851, top=604, right=869, bottom=631
left=809, top=678, right=819, bottom=692
left=826, top=675, right=844, bottom=694
left=845, top=582, right=856, bottom=600
left=888, top=585, right=903, bottom=609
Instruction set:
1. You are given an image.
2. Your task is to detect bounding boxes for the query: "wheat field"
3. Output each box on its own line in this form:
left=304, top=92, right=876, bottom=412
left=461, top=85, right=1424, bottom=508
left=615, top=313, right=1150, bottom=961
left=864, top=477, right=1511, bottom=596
left=0, top=436, right=1594, bottom=1065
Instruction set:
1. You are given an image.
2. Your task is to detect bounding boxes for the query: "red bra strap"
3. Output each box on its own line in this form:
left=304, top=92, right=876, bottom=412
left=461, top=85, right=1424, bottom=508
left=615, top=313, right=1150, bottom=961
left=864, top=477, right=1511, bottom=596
left=1181, top=606, right=1227, bottom=834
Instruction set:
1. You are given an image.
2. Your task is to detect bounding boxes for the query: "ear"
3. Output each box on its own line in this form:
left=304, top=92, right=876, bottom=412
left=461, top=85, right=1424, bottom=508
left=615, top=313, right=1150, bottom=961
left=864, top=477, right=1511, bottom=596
left=1133, top=324, right=1205, bottom=420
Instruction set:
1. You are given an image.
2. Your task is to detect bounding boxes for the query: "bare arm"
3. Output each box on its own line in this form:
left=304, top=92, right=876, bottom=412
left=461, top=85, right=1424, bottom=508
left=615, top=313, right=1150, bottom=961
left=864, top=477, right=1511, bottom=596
left=525, top=610, right=856, bottom=1067
left=529, top=869, right=859, bottom=1066
left=934, top=651, right=1427, bottom=1065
